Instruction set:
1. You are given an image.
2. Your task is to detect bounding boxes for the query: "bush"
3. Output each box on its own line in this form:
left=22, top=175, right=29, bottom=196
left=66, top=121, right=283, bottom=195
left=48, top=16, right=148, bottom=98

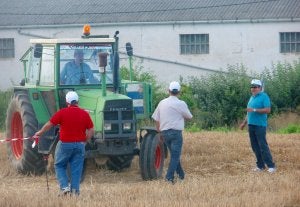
left=277, top=124, right=300, bottom=134
left=185, top=122, right=202, bottom=132
left=0, top=90, right=12, bottom=130
left=121, top=60, right=300, bottom=131
left=187, top=61, right=300, bottom=130
left=188, top=64, right=252, bottom=129
left=262, top=60, right=300, bottom=113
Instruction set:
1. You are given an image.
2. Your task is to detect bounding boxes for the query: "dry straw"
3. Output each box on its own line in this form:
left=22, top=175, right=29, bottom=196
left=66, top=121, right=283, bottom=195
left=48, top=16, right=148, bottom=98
left=0, top=131, right=299, bottom=207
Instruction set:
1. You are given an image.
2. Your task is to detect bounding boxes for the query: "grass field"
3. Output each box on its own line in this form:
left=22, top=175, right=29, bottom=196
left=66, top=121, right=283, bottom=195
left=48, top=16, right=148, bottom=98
left=0, top=131, right=299, bottom=207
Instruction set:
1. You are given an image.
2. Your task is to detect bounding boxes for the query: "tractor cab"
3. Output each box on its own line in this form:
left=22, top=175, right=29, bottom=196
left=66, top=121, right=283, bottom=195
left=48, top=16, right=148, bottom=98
left=29, top=39, right=114, bottom=87
left=21, top=34, right=117, bottom=106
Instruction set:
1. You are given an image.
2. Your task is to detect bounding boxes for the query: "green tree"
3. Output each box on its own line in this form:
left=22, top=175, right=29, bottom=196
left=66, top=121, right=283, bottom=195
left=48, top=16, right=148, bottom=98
left=263, top=60, right=300, bottom=113
left=0, top=90, right=12, bottom=130
left=120, top=60, right=300, bottom=130
left=188, top=65, right=252, bottom=128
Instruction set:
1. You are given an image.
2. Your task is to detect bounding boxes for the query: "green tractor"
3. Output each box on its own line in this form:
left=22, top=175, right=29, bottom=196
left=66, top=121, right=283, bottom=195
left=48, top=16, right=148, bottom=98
left=5, top=28, right=164, bottom=180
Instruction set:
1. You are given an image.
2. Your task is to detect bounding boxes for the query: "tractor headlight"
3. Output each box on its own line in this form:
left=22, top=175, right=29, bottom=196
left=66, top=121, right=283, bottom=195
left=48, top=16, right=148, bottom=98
left=123, top=122, right=131, bottom=130
left=104, top=123, right=112, bottom=131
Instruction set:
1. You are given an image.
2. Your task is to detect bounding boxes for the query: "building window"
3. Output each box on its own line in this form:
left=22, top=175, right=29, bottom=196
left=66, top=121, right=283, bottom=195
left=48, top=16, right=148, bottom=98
left=180, top=34, right=209, bottom=54
left=280, top=32, right=300, bottom=53
left=0, top=38, right=15, bottom=58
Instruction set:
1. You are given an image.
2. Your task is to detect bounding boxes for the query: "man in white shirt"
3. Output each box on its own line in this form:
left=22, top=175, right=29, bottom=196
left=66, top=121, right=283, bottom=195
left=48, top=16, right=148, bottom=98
left=152, top=81, right=193, bottom=183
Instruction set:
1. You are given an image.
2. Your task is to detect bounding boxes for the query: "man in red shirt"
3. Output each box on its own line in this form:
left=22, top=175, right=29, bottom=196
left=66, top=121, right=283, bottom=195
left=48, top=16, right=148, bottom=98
left=34, top=91, right=94, bottom=196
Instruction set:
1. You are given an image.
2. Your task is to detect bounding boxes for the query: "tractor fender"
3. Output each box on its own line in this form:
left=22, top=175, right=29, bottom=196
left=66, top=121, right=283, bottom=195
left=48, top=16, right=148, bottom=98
left=139, top=127, right=157, bottom=141
left=139, top=127, right=168, bottom=159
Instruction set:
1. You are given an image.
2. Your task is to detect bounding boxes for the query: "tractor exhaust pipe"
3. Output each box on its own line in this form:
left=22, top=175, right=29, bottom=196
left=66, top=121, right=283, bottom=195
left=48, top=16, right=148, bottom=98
left=99, top=53, right=108, bottom=97
left=113, top=31, right=120, bottom=93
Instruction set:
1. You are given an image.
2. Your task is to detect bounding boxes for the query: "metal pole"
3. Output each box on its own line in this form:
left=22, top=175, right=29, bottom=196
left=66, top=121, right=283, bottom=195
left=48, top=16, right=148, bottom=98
left=43, top=155, right=50, bottom=192
left=129, top=56, right=133, bottom=82
left=101, top=72, right=107, bottom=96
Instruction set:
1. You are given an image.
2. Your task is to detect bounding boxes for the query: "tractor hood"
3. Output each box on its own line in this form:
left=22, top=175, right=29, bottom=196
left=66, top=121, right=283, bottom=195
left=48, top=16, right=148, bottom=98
left=74, top=89, right=132, bottom=132
left=75, top=89, right=131, bottom=113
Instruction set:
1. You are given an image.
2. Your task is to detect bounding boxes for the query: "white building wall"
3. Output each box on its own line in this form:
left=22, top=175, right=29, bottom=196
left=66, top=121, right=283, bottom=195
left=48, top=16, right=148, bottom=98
left=0, top=30, right=29, bottom=90
left=0, top=21, right=299, bottom=90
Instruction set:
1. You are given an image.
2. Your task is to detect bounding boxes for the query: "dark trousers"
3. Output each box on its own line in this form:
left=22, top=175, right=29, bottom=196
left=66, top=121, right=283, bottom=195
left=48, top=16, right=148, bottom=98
left=248, top=125, right=275, bottom=169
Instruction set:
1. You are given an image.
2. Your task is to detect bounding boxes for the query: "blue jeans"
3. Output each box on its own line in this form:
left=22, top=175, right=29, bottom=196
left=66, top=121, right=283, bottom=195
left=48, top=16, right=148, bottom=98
left=248, top=125, right=275, bottom=169
left=161, top=129, right=185, bottom=181
left=54, top=141, right=85, bottom=194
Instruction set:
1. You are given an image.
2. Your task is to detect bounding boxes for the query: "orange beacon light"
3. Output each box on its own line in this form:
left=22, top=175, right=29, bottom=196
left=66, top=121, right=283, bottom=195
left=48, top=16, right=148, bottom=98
left=83, top=24, right=91, bottom=36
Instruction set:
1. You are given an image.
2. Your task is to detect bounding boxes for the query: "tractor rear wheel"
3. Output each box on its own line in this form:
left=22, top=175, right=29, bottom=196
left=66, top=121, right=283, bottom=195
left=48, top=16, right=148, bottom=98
left=139, top=132, right=164, bottom=180
left=106, top=155, right=134, bottom=171
left=5, top=92, right=45, bottom=174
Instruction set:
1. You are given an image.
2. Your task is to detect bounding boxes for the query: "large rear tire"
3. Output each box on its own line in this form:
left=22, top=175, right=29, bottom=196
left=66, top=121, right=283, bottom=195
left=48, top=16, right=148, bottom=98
left=139, top=132, right=164, bottom=180
left=5, top=92, right=45, bottom=174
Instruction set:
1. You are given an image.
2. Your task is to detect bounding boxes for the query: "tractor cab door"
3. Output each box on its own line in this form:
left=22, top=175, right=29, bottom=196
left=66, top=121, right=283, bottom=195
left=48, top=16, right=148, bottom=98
left=38, top=46, right=57, bottom=115
left=30, top=45, right=58, bottom=154
left=22, top=47, right=40, bottom=86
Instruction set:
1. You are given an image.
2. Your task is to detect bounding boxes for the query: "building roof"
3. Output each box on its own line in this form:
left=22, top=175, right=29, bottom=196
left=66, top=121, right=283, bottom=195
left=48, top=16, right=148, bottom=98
left=0, top=0, right=299, bottom=27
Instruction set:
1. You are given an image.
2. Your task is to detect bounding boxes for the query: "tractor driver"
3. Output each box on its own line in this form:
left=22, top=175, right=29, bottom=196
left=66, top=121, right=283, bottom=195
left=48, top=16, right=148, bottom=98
left=60, top=49, right=99, bottom=85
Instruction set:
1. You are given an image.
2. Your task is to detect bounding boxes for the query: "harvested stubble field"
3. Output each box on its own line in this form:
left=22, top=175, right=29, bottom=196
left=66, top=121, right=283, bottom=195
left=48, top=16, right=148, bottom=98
left=0, top=131, right=299, bottom=207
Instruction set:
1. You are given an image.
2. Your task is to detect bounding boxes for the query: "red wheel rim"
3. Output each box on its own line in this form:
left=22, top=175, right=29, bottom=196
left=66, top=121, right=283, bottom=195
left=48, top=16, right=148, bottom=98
left=154, top=145, right=162, bottom=169
left=11, top=112, right=23, bottom=159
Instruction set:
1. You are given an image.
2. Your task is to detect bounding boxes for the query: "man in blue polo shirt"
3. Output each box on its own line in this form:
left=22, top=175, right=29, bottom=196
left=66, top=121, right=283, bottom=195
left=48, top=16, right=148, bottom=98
left=240, top=79, right=276, bottom=173
left=60, top=49, right=99, bottom=85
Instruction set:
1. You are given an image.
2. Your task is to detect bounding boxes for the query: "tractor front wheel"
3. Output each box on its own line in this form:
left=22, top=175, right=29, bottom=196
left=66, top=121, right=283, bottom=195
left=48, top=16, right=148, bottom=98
left=139, top=132, right=164, bottom=180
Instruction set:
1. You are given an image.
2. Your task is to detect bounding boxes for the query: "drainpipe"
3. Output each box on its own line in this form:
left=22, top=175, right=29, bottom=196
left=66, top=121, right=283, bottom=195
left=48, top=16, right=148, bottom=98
left=17, top=28, right=51, bottom=39
left=119, top=51, right=227, bottom=74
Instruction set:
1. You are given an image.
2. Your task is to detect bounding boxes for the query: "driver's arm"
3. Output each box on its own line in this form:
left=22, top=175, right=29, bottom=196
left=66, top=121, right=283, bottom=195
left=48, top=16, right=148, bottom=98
left=84, top=63, right=99, bottom=84
left=60, top=64, right=68, bottom=84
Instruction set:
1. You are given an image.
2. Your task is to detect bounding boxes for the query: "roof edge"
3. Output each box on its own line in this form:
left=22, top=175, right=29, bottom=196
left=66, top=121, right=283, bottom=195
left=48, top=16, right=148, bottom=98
left=1, top=18, right=300, bottom=30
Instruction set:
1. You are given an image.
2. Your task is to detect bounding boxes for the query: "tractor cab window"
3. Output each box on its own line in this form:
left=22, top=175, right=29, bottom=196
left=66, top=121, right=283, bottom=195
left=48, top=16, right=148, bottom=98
left=26, top=49, right=40, bottom=85
left=40, top=46, right=55, bottom=86
left=59, top=44, right=113, bottom=86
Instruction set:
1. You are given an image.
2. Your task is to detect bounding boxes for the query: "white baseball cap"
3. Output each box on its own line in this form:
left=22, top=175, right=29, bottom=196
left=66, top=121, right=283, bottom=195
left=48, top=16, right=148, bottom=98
left=251, top=79, right=262, bottom=86
left=66, top=91, right=79, bottom=104
left=169, top=81, right=181, bottom=91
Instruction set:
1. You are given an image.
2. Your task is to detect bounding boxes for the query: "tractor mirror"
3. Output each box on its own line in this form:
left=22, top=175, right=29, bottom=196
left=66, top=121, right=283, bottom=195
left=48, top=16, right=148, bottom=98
left=33, top=44, right=43, bottom=58
left=99, top=52, right=108, bottom=73
left=126, top=42, right=133, bottom=56
left=99, top=53, right=108, bottom=67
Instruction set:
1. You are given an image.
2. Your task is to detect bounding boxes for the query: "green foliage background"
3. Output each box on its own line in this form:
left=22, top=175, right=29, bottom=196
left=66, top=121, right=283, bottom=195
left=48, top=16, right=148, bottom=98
left=263, top=61, right=300, bottom=113
left=0, top=90, right=12, bottom=130
left=188, top=65, right=252, bottom=129
left=277, top=124, right=300, bottom=134
left=0, top=60, right=299, bottom=131
left=120, top=59, right=300, bottom=130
